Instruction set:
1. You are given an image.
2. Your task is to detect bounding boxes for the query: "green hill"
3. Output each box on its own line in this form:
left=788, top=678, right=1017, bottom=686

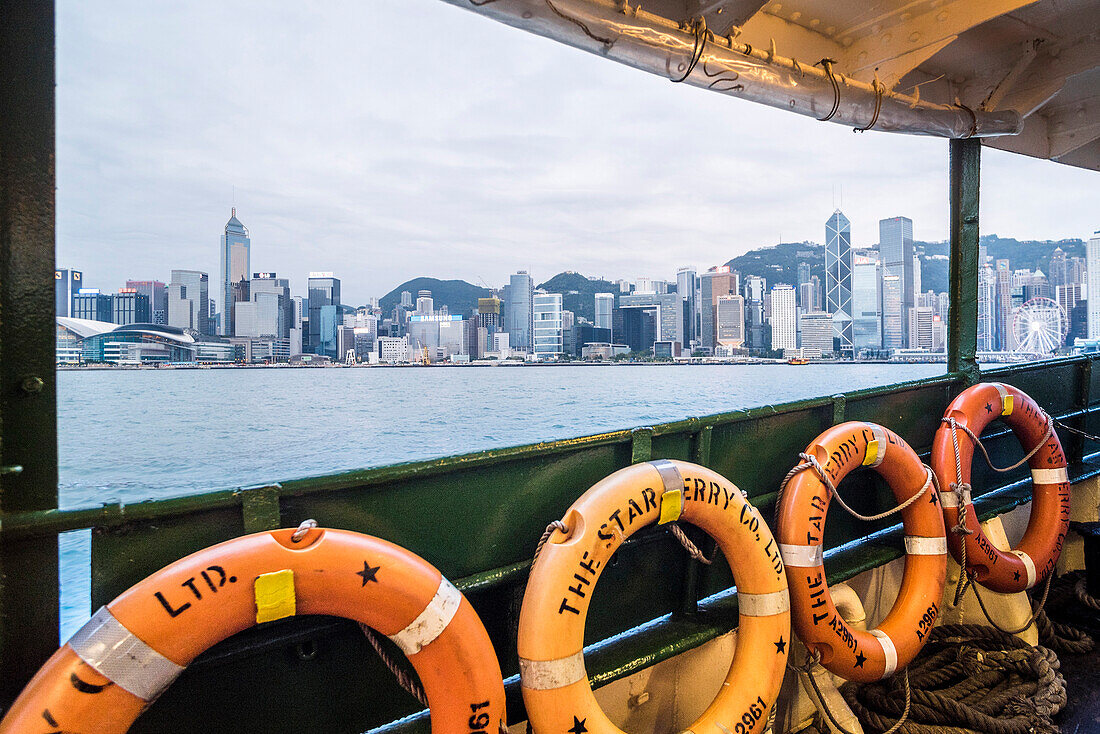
left=725, top=241, right=825, bottom=287
left=538, top=272, right=621, bottom=323
left=379, top=277, right=490, bottom=318
left=917, top=235, right=1085, bottom=294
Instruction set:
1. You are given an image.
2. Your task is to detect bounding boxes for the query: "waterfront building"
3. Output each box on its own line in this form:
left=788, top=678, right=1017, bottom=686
left=378, top=336, right=409, bottom=364
left=676, top=268, right=696, bottom=347
left=126, top=280, right=167, bottom=324
left=700, top=266, right=736, bottom=351
left=716, top=295, right=745, bottom=348
left=594, top=293, right=615, bottom=335
left=55, top=316, right=113, bottom=364
left=439, top=318, right=470, bottom=360
left=239, top=273, right=292, bottom=338
left=508, top=271, right=534, bottom=352
left=562, top=310, right=576, bottom=356
left=168, top=270, right=210, bottom=335
left=55, top=268, right=82, bottom=317
left=851, top=254, right=882, bottom=350
left=218, top=208, right=251, bottom=336
left=572, top=323, right=612, bottom=357
left=825, top=210, right=854, bottom=355
left=880, top=216, right=914, bottom=342
left=881, top=274, right=903, bottom=349
left=81, top=323, right=197, bottom=364
left=621, top=292, right=682, bottom=352
left=308, top=273, right=341, bottom=357
left=112, top=289, right=151, bottom=326
left=908, top=306, right=936, bottom=350
left=798, top=311, right=833, bottom=357
left=769, top=284, right=797, bottom=351
left=532, top=292, right=564, bottom=360
left=1089, top=233, right=1100, bottom=339
left=73, top=289, right=113, bottom=322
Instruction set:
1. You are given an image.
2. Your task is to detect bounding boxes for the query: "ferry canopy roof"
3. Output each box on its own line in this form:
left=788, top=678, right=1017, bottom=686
left=446, top=0, right=1099, bottom=170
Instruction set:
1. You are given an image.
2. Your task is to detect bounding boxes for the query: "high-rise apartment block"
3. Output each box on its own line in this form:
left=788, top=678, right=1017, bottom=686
left=769, top=284, right=797, bottom=351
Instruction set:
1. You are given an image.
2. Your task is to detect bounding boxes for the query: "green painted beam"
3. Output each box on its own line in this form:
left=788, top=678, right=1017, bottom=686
left=0, top=0, right=60, bottom=698
left=947, top=138, right=981, bottom=384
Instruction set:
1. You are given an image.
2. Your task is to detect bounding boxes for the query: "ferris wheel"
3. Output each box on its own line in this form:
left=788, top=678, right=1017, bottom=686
left=1011, top=297, right=1068, bottom=355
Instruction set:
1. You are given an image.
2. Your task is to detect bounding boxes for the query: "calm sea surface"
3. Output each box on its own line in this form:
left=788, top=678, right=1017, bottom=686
left=57, top=363, right=942, bottom=633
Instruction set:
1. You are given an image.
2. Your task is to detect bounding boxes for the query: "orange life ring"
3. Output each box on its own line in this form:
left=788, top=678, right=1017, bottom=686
left=777, top=422, right=947, bottom=683
left=0, top=526, right=506, bottom=734
left=518, top=460, right=789, bottom=734
left=931, top=382, right=1070, bottom=593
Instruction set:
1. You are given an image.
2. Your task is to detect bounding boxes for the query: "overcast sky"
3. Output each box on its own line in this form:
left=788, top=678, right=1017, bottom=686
left=57, top=1, right=1099, bottom=306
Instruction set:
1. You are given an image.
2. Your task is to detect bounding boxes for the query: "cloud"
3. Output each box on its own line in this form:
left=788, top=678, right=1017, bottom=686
left=57, top=0, right=1099, bottom=306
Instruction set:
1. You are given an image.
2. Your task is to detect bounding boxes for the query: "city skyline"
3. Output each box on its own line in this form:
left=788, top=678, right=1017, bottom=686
left=57, top=1, right=1099, bottom=307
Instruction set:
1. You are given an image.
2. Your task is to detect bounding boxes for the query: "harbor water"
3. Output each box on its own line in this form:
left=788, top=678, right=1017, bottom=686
left=57, top=363, right=941, bottom=633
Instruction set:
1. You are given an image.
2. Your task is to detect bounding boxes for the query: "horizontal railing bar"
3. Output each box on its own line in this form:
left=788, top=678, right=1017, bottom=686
left=0, top=393, right=1090, bottom=545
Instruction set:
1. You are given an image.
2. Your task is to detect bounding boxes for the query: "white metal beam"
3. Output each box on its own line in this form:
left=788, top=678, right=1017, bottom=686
left=1048, top=98, right=1100, bottom=159
left=996, top=36, right=1100, bottom=116
left=841, top=0, right=1038, bottom=87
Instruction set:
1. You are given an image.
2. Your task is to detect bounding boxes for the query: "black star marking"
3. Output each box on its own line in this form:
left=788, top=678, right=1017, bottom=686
left=774, top=636, right=787, bottom=654
left=357, top=561, right=380, bottom=586
left=568, top=717, right=588, bottom=734
left=985, top=403, right=994, bottom=414
left=1014, top=570, right=1021, bottom=581
left=930, top=490, right=939, bottom=504
left=854, top=651, right=867, bottom=668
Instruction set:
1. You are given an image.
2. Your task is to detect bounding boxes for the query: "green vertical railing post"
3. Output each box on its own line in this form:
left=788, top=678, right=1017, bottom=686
left=947, top=138, right=981, bottom=386
left=0, top=0, right=60, bottom=702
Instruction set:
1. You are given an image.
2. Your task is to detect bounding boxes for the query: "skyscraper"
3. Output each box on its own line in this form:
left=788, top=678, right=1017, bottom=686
left=532, top=292, right=564, bottom=360
left=880, top=216, right=914, bottom=342
left=851, top=254, right=882, bottom=350
left=508, top=271, right=534, bottom=352
left=977, top=264, right=996, bottom=351
left=769, top=284, right=797, bottom=351
left=676, top=268, right=697, bottom=347
left=308, top=273, right=341, bottom=358
left=825, top=210, right=853, bottom=355
left=219, top=208, right=251, bottom=336
left=1088, top=233, right=1100, bottom=339
left=168, top=270, right=210, bottom=334
left=881, top=274, right=903, bottom=349
left=716, top=295, right=745, bottom=349
left=594, top=293, right=614, bottom=335
left=236, top=273, right=292, bottom=338
left=55, top=269, right=82, bottom=316
left=112, top=289, right=151, bottom=325
left=700, top=267, right=735, bottom=352
left=1049, top=248, right=1068, bottom=288
left=995, top=259, right=1012, bottom=349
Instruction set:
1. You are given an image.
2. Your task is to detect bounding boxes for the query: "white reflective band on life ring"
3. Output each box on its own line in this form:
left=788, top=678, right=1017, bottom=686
left=1011, top=550, right=1038, bottom=589
left=864, top=424, right=888, bottom=468
left=869, top=629, right=898, bottom=677
left=1031, top=467, right=1069, bottom=485
left=939, top=486, right=972, bottom=508
left=779, top=543, right=823, bottom=567
left=904, top=536, right=948, bottom=556
left=737, top=588, right=791, bottom=617
left=68, top=606, right=184, bottom=702
left=518, top=651, right=586, bottom=690
left=994, top=383, right=1013, bottom=415
left=388, top=577, right=462, bottom=656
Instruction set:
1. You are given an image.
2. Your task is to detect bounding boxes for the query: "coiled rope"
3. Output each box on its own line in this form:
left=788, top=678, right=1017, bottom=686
left=841, top=624, right=1067, bottom=734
